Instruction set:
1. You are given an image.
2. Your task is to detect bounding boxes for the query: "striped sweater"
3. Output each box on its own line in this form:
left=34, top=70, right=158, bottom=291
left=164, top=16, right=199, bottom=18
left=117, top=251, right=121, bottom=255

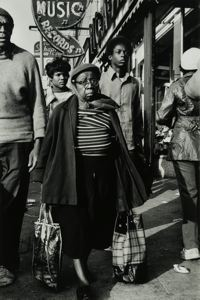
left=76, top=109, right=113, bottom=156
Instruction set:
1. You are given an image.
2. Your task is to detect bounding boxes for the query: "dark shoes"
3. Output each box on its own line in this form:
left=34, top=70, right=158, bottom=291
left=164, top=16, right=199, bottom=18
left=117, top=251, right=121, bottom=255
left=0, top=266, right=16, bottom=287
left=76, top=285, right=92, bottom=300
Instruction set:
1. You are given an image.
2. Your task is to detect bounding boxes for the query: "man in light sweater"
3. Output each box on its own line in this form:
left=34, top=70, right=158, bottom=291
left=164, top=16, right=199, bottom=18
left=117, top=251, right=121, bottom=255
left=0, top=8, right=46, bottom=286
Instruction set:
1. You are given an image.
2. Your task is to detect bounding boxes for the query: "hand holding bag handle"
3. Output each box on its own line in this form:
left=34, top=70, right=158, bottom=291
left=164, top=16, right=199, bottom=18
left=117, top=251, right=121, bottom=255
left=38, top=203, right=53, bottom=222
left=32, top=203, right=63, bottom=290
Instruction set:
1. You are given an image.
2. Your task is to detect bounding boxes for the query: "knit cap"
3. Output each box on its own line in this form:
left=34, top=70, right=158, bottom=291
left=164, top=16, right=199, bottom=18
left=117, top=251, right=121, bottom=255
left=181, top=47, right=200, bottom=70
left=0, top=8, right=14, bottom=26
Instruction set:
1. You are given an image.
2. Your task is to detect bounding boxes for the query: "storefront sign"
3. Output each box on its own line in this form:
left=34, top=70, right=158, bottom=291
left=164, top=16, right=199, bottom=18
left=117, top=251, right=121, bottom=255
left=89, top=0, right=130, bottom=56
left=34, top=41, right=60, bottom=57
left=89, top=24, right=94, bottom=55
left=32, top=0, right=87, bottom=57
left=94, top=12, right=103, bottom=47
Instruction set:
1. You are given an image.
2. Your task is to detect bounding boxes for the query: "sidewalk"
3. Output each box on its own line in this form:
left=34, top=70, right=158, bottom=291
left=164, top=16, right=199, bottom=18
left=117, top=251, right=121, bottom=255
left=1, top=179, right=200, bottom=300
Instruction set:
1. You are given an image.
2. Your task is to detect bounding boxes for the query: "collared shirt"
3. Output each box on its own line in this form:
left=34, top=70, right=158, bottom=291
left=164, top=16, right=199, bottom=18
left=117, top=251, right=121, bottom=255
left=45, top=86, right=72, bottom=118
left=99, top=66, right=142, bottom=150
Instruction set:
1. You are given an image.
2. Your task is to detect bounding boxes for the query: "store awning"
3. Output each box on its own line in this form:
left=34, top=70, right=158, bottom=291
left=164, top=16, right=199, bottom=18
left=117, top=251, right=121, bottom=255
left=95, top=0, right=199, bottom=63
left=95, top=0, right=145, bottom=61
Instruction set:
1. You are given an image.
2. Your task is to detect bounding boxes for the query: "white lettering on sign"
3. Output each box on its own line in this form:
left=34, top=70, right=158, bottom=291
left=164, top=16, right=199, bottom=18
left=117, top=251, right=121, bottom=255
left=57, top=2, right=68, bottom=18
left=37, top=1, right=83, bottom=18
left=33, top=0, right=85, bottom=57
left=71, top=2, right=84, bottom=17
left=41, top=19, right=80, bottom=54
left=37, top=1, right=46, bottom=15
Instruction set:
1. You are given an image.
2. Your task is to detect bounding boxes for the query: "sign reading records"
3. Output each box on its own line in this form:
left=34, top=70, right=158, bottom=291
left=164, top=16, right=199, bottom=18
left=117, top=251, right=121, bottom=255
left=32, top=0, right=87, bottom=57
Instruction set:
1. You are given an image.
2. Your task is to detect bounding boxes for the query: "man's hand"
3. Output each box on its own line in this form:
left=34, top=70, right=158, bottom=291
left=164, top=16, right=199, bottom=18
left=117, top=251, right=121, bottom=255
left=28, top=138, right=42, bottom=172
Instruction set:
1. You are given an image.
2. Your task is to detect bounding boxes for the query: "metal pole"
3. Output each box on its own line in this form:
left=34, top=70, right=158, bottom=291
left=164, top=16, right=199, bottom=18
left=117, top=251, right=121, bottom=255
left=143, top=7, right=155, bottom=165
left=180, top=7, right=185, bottom=55
left=39, top=33, right=44, bottom=76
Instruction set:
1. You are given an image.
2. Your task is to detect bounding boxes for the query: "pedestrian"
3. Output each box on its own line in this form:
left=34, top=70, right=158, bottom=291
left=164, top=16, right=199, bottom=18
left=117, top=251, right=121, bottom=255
left=34, top=63, right=147, bottom=300
left=99, top=35, right=152, bottom=196
left=45, top=57, right=72, bottom=118
left=157, top=47, right=200, bottom=260
left=0, top=8, right=46, bottom=286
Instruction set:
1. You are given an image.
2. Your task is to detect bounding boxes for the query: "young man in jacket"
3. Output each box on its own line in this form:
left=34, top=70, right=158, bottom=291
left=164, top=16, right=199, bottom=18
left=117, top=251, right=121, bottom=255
left=0, top=8, right=46, bottom=286
left=99, top=36, right=152, bottom=195
left=100, top=36, right=143, bottom=153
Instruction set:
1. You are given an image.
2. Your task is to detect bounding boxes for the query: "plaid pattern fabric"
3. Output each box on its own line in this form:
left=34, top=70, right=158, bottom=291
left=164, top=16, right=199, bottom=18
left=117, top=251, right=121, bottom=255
left=112, top=212, right=146, bottom=283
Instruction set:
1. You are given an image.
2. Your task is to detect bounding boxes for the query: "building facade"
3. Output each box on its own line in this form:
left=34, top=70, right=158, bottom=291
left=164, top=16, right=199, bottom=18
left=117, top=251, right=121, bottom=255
left=75, top=0, right=200, bottom=166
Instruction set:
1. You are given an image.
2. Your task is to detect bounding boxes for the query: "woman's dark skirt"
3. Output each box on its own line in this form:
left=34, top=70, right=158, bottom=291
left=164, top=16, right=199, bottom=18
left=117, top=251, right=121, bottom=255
left=52, top=155, right=117, bottom=259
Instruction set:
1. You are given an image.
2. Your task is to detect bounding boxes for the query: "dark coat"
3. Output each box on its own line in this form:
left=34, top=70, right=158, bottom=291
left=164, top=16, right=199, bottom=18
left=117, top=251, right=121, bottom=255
left=157, top=74, right=200, bottom=161
left=34, top=94, right=147, bottom=212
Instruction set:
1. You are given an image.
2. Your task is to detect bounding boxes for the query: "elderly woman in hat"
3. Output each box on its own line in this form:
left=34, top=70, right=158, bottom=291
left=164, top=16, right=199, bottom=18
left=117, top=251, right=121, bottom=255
left=157, top=48, right=200, bottom=261
left=35, top=63, right=146, bottom=300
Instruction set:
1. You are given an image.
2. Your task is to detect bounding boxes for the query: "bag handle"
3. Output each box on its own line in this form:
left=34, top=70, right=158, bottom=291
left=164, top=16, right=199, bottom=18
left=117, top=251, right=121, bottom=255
left=38, top=203, right=54, bottom=224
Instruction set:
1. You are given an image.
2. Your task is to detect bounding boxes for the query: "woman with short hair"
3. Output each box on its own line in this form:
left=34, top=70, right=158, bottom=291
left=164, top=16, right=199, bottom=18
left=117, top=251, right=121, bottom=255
left=45, top=57, right=72, bottom=118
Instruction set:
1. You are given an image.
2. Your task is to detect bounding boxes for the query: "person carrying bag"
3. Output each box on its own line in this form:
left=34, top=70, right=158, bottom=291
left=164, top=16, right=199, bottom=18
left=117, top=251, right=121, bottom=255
left=32, top=204, right=62, bottom=290
left=112, top=211, right=147, bottom=283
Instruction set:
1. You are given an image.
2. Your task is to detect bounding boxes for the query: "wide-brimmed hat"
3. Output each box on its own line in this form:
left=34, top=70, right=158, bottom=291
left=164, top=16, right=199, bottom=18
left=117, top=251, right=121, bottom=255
left=181, top=47, right=200, bottom=70
left=0, top=8, right=14, bottom=26
left=71, top=63, right=100, bottom=83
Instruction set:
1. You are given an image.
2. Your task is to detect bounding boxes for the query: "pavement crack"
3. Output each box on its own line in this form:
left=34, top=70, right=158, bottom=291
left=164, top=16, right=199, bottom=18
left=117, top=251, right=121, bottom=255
left=158, top=278, right=173, bottom=296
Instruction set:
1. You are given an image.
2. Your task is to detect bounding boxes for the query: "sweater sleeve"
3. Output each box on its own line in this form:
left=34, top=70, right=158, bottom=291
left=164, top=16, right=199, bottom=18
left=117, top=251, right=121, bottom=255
left=32, top=113, right=54, bottom=182
left=27, top=56, right=46, bottom=139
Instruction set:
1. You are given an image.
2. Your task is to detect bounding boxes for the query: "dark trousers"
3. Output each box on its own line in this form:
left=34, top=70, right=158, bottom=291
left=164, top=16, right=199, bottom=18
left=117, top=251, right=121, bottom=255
left=0, top=143, right=31, bottom=271
left=53, top=155, right=117, bottom=259
left=173, top=161, right=200, bottom=249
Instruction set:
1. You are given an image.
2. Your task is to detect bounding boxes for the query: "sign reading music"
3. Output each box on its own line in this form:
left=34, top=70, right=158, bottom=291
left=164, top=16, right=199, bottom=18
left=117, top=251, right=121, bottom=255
left=32, top=0, right=87, bottom=57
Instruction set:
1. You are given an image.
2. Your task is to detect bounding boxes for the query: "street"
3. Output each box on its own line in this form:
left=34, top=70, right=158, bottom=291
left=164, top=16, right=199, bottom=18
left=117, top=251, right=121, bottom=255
left=1, top=178, right=200, bottom=300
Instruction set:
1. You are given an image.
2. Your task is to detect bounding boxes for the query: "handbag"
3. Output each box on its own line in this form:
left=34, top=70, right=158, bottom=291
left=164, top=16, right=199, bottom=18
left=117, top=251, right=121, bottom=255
left=112, top=211, right=147, bottom=283
left=32, top=204, right=62, bottom=290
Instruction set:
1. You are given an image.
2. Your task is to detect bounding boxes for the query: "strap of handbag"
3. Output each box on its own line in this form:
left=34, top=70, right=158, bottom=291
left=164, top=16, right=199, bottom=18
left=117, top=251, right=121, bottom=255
left=38, top=203, right=54, bottom=224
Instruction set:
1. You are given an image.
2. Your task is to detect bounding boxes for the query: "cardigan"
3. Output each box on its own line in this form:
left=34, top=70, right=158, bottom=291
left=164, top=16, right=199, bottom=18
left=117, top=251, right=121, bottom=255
left=34, top=94, right=147, bottom=212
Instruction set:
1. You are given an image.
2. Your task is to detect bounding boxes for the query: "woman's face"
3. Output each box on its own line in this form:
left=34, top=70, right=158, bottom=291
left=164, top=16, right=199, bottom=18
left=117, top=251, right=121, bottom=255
left=51, top=71, right=69, bottom=90
left=74, top=71, right=99, bottom=101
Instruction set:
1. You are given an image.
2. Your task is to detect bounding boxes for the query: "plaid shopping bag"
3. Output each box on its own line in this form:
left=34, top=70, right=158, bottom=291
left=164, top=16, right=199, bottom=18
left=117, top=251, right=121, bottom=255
left=32, top=204, right=62, bottom=290
left=112, top=211, right=147, bottom=283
